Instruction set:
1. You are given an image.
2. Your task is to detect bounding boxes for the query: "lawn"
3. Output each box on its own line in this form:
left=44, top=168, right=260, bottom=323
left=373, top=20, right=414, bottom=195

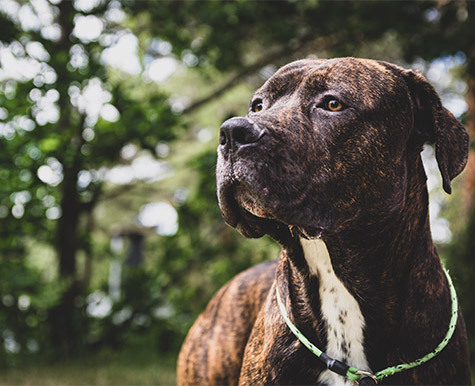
left=0, top=353, right=176, bottom=385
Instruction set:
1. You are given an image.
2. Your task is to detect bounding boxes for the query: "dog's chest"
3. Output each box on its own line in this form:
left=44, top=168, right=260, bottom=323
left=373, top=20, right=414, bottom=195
left=300, top=238, right=371, bottom=385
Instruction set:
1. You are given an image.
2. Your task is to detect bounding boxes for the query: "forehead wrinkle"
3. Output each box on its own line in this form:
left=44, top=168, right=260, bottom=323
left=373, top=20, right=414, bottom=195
left=301, top=65, right=334, bottom=93
left=330, top=60, right=397, bottom=89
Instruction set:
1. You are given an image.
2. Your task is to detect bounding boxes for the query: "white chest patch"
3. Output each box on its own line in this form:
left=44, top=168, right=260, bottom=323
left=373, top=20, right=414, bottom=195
left=300, top=238, right=370, bottom=386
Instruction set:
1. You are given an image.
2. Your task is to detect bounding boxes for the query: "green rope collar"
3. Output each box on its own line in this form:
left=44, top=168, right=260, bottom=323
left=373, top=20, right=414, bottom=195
left=275, top=267, right=458, bottom=384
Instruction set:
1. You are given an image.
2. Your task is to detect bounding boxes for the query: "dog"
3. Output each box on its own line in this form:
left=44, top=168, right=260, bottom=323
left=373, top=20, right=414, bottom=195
left=177, top=58, right=471, bottom=385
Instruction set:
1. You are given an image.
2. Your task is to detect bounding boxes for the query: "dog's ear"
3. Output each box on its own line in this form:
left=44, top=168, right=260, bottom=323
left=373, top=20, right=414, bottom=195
left=402, top=70, right=469, bottom=194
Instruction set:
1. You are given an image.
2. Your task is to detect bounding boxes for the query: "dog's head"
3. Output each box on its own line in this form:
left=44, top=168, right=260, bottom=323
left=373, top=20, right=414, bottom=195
left=216, top=58, right=469, bottom=239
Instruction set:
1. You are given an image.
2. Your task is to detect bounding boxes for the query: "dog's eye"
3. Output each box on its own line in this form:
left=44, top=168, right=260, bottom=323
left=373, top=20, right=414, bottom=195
left=326, top=99, right=343, bottom=112
left=251, top=99, right=263, bottom=113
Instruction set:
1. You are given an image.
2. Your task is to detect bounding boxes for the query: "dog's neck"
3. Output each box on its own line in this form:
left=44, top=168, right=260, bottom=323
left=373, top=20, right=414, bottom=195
left=276, top=155, right=450, bottom=381
left=280, top=153, right=437, bottom=304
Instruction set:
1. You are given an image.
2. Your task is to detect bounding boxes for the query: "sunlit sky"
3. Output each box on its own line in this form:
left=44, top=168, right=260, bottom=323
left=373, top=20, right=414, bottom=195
left=0, top=0, right=469, bottom=243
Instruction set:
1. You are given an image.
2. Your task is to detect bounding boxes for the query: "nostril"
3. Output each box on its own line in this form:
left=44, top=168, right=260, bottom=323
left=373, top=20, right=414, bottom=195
left=219, top=117, right=263, bottom=152
left=232, top=126, right=248, bottom=145
left=219, top=130, right=226, bottom=146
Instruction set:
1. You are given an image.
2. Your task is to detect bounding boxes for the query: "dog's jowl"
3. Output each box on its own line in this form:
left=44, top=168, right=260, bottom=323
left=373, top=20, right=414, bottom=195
left=177, top=58, right=471, bottom=385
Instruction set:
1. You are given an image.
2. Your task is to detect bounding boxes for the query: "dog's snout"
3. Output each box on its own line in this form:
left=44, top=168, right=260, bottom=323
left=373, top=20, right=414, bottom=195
left=219, top=117, right=264, bottom=152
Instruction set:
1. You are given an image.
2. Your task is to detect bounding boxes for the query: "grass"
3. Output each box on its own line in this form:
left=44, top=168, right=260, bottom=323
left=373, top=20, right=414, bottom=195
left=0, top=351, right=176, bottom=386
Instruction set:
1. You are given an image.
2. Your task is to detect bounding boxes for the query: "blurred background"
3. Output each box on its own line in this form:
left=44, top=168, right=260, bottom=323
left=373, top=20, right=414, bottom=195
left=0, top=0, right=474, bottom=384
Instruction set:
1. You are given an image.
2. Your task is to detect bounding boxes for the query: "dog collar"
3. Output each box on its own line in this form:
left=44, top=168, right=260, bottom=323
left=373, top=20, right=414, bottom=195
left=275, top=267, right=458, bottom=384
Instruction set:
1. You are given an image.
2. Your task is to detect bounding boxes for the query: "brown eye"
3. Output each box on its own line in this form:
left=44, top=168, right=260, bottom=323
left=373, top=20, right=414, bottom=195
left=251, top=99, right=263, bottom=112
left=327, top=99, right=343, bottom=112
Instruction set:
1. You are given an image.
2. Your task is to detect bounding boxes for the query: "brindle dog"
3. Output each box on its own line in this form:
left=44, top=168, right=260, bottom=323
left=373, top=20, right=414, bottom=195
left=177, top=58, right=471, bottom=385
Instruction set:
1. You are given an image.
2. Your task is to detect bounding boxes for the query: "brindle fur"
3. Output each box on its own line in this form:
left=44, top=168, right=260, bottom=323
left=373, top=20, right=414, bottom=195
left=177, top=58, right=471, bottom=385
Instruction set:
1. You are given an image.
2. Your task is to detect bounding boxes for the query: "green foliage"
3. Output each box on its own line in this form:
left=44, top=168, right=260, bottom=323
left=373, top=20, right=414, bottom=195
left=0, top=12, right=18, bottom=43
left=0, top=256, right=62, bottom=366
left=126, top=0, right=473, bottom=71
left=0, top=0, right=178, bottom=361
left=447, top=204, right=475, bottom=370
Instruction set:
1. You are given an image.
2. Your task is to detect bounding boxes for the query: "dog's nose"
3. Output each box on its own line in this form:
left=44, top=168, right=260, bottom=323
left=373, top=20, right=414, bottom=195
left=219, top=117, right=264, bottom=152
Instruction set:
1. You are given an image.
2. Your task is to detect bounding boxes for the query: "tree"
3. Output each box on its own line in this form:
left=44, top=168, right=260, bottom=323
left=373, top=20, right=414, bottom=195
left=0, top=0, right=177, bottom=357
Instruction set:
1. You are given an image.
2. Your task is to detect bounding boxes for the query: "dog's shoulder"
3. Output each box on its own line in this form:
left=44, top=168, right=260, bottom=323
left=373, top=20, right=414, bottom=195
left=177, top=260, right=276, bottom=385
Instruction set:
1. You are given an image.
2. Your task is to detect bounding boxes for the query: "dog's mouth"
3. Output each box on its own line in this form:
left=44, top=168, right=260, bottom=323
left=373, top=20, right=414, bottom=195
left=217, top=182, right=285, bottom=239
left=235, top=186, right=274, bottom=220
left=217, top=182, right=326, bottom=242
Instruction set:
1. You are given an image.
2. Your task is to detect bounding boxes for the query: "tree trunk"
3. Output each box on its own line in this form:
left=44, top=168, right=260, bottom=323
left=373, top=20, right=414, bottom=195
left=49, top=155, right=84, bottom=357
left=48, top=0, right=85, bottom=358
